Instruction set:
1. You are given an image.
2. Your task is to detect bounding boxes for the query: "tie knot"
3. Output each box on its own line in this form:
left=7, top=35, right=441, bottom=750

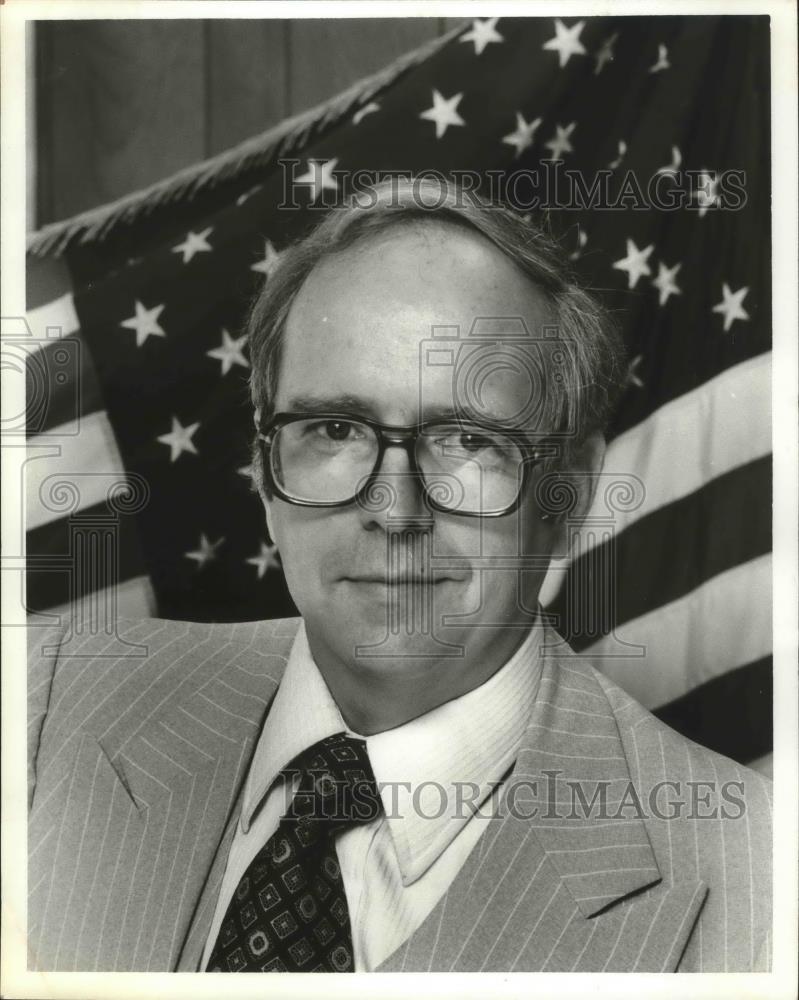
left=284, top=733, right=382, bottom=829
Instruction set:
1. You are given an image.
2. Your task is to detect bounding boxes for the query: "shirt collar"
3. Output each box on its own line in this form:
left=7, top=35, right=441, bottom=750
left=241, top=618, right=544, bottom=886
left=366, top=624, right=544, bottom=884
left=240, top=622, right=348, bottom=833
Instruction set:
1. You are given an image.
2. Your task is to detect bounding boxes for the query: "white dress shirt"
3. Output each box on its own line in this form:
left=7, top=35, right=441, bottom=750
left=201, top=620, right=544, bottom=971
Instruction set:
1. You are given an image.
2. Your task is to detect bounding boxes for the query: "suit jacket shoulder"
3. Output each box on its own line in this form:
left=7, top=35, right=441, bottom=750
left=26, top=616, right=301, bottom=971
left=380, top=646, right=772, bottom=974
left=592, top=663, right=773, bottom=971
left=27, top=617, right=772, bottom=973
left=28, top=617, right=301, bottom=806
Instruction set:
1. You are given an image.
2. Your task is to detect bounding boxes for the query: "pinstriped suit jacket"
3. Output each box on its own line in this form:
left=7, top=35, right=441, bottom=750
left=27, top=616, right=772, bottom=973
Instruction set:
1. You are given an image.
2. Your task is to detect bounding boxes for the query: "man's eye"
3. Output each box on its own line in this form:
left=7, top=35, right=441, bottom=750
left=458, top=432, right=494, bottom=452
left=435, top=430, right=499, bottom=453
left=323, top=421, right=353, bottom=441
left=304, top=420, right=363, bottom=443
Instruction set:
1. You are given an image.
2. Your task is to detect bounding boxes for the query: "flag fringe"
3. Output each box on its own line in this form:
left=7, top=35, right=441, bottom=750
left=27, top=23, right=464, bottom=259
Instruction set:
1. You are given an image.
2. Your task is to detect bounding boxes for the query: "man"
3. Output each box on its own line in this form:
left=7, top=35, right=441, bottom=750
left=27, top=178, right=771, bottom=973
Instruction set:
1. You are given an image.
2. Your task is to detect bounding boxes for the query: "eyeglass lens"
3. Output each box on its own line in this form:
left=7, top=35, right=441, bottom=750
left=270, top=418, right=525, bottom=513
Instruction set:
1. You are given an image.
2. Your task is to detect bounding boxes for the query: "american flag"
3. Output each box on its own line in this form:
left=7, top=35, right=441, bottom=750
left=24, top=16, right=771, bottom=767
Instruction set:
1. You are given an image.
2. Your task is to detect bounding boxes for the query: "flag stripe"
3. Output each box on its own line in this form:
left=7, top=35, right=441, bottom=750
left=38, top=575, right=157, bottom=624
left=26, top=411, right=128, bottom=531
left=26, top=333, right=107, bottom=438
left=547, top=455, right=771, bottom=645
left=573, top=554, right=771, bottom=711
left=25, top=292, right=80, bottom=351
left=652, top=656, right=771, bottom=764
left=23, top=17, right=771, bottom=770
left=538, top=353, right=772, bottom=611
left=26, top=499, right=148, bottom=612
left=588, top=352, right=770, bottom=551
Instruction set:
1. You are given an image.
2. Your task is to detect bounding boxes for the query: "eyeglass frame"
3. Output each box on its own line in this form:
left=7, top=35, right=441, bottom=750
left=256, top=411, right=550, bottom=518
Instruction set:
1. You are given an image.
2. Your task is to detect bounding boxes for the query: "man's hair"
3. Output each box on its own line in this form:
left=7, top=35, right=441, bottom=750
left=247, top=176, right=625, bottom=489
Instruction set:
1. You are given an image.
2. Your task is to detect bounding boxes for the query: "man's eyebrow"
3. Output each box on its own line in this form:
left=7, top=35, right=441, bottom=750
left=285, top=396, right=463, bottom=423
left=283, top=394, right=383, bottom=418
left=422, top=404, right=511, bottom=425
left=283, top=396, right=516, bottom=427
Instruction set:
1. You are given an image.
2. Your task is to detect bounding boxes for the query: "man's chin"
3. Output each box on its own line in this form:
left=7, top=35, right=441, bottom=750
left=310, top=586, right=468, bottom=672
left=344, top=575, right=469, bottom=623
left=348, top=624, right=465, bottom=667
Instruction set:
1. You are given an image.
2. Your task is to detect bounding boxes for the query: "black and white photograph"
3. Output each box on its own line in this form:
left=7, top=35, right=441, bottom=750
left=1, top=1, right=796, bottom=997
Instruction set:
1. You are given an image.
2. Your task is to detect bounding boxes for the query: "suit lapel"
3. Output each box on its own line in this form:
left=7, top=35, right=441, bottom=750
left=34, top=615, right=705, bottom=972
left=31, top=639, right=283, bottom=972
left=174, top=681, right=285, bottom=972
left=174, top=767, right=249, bottom=971
left=76, top=714, right=257, bottom=970
left=379, top=646, right=707, bottom=972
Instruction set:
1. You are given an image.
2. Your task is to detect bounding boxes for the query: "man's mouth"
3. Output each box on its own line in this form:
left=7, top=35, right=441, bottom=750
left=342, top=575, right=463, bottom=585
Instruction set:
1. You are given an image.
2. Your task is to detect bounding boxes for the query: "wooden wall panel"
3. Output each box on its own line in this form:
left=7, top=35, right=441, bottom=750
left=288, top=18, right=440, bottom=114
left=206, top=20, right=289, bottom=155
left=38, top=20, right=205, bottom=224
left=33, top=17, right=466, bottom=228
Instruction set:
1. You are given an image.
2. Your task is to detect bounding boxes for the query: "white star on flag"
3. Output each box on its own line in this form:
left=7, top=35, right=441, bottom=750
left=120, top=300, right=166, bottom=347
left=296, top=158, right=340, bottom=202
left=652, top=261, right=682, bottom=306
left=502, top=112, right=542, bottom=157
left=460, top=17, right=503, bottom=55
left=613, top=239, right=655, bottom=289
left=656, top=146, right=682, bottom=175
left=172, top=227, right=213, bottom=264
left=207, top=329, right=249, bottom=375
left=542, top=19, right=586, bottom=68
left=608, top=140, right=627, bottom=169
left=544, top=122, right=576, bottom=160
left=694, top=171, right=721, bottom=217
left=185, top=533, right=225, bottom=569
left=649, top=44, right=670, bottom=73
left=251, top=239, right=282, bottom=278
left=594, top=32, right=618, bottom=74
left=419, top=90, right=465, bottom=139
left=712, top=283, right=750, bottom=331
left=157, top=416, right=200, bottom=462
left=247, top=541, right=282, bottom=579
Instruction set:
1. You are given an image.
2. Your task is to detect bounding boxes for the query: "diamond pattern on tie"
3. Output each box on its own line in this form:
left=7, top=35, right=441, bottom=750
left=207, top=733, right=382, bottom=972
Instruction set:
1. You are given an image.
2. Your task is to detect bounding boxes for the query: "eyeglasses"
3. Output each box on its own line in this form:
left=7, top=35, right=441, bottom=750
left=257, top=412, right=546, bottom=517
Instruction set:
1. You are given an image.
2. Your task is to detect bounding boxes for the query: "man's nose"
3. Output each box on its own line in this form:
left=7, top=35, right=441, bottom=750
left=356, top=443, right=431, bottom=529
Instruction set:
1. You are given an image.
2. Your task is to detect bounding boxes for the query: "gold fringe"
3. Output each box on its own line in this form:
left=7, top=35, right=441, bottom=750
left=27, top=23, right=464, bottom=258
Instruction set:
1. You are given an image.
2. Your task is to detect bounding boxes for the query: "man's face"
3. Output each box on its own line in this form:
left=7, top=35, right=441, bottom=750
left=263, top=222, right=561, bottom=705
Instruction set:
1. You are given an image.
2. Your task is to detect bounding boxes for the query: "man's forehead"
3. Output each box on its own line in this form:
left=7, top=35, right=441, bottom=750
left=277, top=338, right=554, bottom=434
left=284, top=222, right=555, bottom=332
left=274, top=223, right=558, bottom=425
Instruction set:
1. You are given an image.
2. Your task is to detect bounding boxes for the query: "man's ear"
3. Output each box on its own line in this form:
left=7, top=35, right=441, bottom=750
left=545, top=432, right=606, bottom=554
left=252, top=407, right=278, bottom=544
left=261, top=489, right=276, bottom=544
left=571, top=431, right=606, bottom=521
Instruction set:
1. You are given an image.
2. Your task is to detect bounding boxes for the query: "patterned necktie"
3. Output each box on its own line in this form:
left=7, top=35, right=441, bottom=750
left=206, top=732, right=382, bottom=973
